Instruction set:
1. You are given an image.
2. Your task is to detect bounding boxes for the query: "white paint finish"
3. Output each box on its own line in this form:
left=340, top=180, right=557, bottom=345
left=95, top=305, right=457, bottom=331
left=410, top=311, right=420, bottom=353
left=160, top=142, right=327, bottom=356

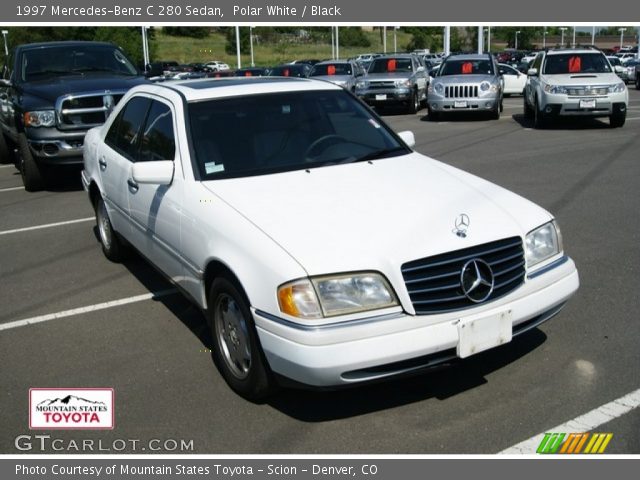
left=0, top=217, right=94, bottom=236
left=499, top=388, right=640, bottom=454
left=0, top=289, right=178, bottom=332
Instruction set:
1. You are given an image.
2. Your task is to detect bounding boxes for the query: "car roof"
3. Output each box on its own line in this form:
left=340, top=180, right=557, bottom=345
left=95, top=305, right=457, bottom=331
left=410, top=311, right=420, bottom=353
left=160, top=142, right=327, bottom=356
left=315, top=60, right=351, bottom=65
left=546, top=48, right=604, bottom=56
left=153, top=77, right=341, bottom=102
left=445, top=54, right=491, bottom=61
left=17, top=41, right=117, bottom=50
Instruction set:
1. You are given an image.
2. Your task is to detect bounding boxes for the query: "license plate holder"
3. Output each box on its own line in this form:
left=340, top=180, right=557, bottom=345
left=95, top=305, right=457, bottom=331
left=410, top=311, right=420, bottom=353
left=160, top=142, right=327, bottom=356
left=579, top=98, right=596, bottom=109
left=457, top=310, right=513, bottom=359
left=454, top=100, right=468, bottom=108
left=375, top=94, right=387, bottom=101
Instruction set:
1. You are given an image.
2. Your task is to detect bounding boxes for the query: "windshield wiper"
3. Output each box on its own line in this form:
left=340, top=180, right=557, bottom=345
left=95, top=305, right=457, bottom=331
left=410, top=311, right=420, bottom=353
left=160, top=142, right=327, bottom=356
left=71, top=67, right=134, bottom=75
left=28, top=70, right=83, bottom=78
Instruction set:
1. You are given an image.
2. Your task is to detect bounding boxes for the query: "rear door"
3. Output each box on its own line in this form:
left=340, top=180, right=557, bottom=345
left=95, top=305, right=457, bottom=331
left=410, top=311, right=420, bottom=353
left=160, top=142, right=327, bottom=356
left=99, top=96, right=151, bottom=236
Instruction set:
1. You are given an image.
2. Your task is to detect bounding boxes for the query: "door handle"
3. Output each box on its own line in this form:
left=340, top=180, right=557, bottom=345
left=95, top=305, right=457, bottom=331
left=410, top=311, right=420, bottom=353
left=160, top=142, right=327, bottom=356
left=127, top=178, right=139, bottom=192
left=98, top=158, right=107, bottom=170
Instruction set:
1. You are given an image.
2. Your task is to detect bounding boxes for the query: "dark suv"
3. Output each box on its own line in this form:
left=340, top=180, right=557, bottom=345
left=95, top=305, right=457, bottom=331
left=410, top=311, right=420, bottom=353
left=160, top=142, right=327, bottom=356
left=0, top=41, right=147, bottom=191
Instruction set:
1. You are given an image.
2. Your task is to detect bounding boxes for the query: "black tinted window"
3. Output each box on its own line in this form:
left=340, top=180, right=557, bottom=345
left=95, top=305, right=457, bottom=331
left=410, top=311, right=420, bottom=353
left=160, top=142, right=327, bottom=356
left=105, top=96, right=151, bottom=161
left=543, top=54, right=611, bottom=74
left=138, top=101, right=175, bottom=162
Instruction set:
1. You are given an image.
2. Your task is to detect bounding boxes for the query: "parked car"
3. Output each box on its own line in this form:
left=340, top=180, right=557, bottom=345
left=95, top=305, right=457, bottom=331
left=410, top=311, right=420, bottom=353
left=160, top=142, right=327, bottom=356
left=498, top=63, right=527, bottom=96
left=427, top=53, right=503, bottom=120
left=309, top=60, right=365, bottom=92
left=355, top=54, right=428, bottom=113
left=623, top=60, right=639, bottom=86
left=0, top=41, right=147, bottom=191
left=607, top=56, right=629, bottom=83
left=267, top=64, right=312, bottom=78
left=204, top=61, right=230, bottom=72
left=524, top=47, right=628, bottom=128
left=82, top=77, right=579, bottom=399
left=234, top=67, right=268, bottom=77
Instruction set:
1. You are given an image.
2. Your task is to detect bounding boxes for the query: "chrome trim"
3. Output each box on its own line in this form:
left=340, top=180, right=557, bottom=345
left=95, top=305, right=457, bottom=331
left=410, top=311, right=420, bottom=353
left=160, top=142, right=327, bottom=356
left=55, top=90, right=128, bottom=131
left=28, top=139, right=83, bottom=156
left=527, top=255, right=569, bottom=280
left=512, top=302, right=566, bottom=336
left=254, top=309, right=405, bottom=332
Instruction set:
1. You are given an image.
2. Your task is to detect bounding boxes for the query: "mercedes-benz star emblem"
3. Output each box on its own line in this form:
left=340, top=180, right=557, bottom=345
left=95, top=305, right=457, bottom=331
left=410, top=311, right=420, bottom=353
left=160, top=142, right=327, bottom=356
left=460, top=259, right=494, bottom=303
left=453, top=213, right=470, bottom=238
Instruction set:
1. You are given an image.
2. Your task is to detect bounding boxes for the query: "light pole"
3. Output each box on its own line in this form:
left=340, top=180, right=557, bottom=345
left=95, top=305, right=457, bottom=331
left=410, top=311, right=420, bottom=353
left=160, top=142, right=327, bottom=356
left=572, top=26, right=576, bottom=48
left=335, top=26, right=339, bottom=59
left=2, top=30, right=9, bottom=57
left=543, top=29, right=548, bottom=49
left=591, top=26, right=596, bottom=46
left=141, top=26, right=149, bottom=71
left=515, top=30, right=521, bottom=50
left=383, top=26, right=387, bottom=53
left=331, top=27, right=335, bottom=59
left=235, top=26, right=241, bottom=69
left=487, top=27, right=491, bottom=53
left=249, top=27, right=254, bottom=67
left=444, top=26, right=450, bottom=56
left=478, top=26, right=483, bottom=54
left=560, top=27, right=567, bottom=47
left=618, top=27, right=626, bottom=50
left=394, top=27, right=398, bottom=53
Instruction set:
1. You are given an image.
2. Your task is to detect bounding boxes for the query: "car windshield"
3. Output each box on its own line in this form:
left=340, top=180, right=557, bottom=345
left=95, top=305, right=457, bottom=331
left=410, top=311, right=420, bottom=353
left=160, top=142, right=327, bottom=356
left=608, top=57, right=621, bottom=66
left=543, top=53, right=612, bottom=74
left=21, top=45, right=138, bottom=82
left=188, top=90, right=408, bottom=180
left=368, top=58, right=413, bottom=74
left=439, top=59, right=494, bottom=76
left=311, top=63, right=352, bottom=76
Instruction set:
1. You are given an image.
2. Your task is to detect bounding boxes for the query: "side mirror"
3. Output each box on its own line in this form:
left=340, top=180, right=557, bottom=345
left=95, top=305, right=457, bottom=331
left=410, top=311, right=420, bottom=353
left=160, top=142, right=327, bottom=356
left=416, top=66, right=425, bottom=73
left=527, top=68, right=538, bottom=76
left=145, top=64, right=163, bottom=78
left=398, top=130, right=416, bottom=148
left=132, top=160, right=174, bottom=185
left=0, top=78, right=11, bottom=88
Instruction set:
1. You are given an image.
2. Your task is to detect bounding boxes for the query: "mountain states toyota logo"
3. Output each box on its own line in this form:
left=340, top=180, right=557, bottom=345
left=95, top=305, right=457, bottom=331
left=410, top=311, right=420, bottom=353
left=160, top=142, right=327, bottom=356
left=29, top=388, right=114, bottom=430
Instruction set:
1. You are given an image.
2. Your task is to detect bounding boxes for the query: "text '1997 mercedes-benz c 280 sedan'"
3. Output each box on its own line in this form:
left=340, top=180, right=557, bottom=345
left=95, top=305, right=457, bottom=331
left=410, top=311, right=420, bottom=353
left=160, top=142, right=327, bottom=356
left=82, top=77, right=579, bottom=400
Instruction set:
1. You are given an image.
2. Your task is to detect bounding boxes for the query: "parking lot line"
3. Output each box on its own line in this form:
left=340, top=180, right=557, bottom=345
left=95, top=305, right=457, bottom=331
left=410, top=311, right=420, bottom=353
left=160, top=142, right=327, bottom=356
left=0, top=164, right=15, bottom=169
left=0, top=289, right=178, bottom=332
left=0, top=186, right=24, bottom=193
left=0, top=217, right=94, bottom=236
left=499, top=387, right=640, bottom=454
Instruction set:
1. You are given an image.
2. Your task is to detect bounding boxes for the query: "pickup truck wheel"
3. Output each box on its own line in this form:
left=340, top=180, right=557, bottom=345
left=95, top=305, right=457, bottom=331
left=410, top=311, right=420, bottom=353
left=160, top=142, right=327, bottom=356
left=609, top=112, right=626, bottom=128
left=209, top=277, right=274, bottom=401
left=18, top=134, right=45, bottom=191
left=0, top=132, right=12, bottom=164
left=95, top=197, right=125, bottom=262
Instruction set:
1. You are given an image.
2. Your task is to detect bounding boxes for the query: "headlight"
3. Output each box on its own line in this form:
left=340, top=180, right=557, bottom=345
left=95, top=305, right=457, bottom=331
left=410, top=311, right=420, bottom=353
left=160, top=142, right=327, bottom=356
left=434, top=82, right=444, bottom=94
left=278, top=272, right=398, bottom=319
left=24, top=110, right=56, bottom=128
left=356, top=80, right=368, bottom=89
left=525, top=221, right=563, bottom=269
left=394, top=79, right=412, bottom=88
left=480, top=81, right=491, bottom=91
left=544, top=84, right=568, bottom=94
left=608, top=82, right=626, bottom=93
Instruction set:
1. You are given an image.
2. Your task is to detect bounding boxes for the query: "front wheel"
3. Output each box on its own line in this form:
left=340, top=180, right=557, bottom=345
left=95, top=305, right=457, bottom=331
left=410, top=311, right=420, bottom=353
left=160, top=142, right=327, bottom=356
left=609, top=112, right=626, bottom=128
left=209, top=276, right=274, bottom=401
left=533, top=98, right=547, bottom=129
left=18, top=134, right=45, bottom=191
left=408, top=89, right=420, bottom=114
left=523, top=94, right=534, bottom=119
left=95, top=197, right=126, bottom=262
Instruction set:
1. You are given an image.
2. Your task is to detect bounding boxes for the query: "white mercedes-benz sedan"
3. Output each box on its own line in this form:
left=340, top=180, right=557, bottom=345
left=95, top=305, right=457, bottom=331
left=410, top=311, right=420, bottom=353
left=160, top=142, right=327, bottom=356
left=82, top=77, right=579, bottom=400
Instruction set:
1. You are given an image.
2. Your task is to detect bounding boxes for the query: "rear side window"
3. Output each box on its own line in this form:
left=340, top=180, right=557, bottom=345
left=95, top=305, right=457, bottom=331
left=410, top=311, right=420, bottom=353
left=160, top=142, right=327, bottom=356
left=105, top=96, right=151, bottom=161
left=138, top=101, right=176, bottom=162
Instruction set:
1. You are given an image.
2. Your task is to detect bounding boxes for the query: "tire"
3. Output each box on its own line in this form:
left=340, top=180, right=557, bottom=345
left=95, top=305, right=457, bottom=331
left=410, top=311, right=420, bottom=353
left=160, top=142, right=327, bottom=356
left=635, top=77, right=640, bottom=90
left=609, top=112, right=626, bottom=128
left=0, top=132, right=12, bottom=165
left=408, top=89, right=420, bottom=114
left=523, top=95, right=534, bottom=119
left=490, top=104, right=500, bottom=120
left=18, top=134, right=45, bottom=191
left=95, top=197, right=126, bottom=262
left=533, top=98, right=546, bottom=129
left=209, top=276, right=274, bottom=401
left=428, top=108, right=440, bottom=121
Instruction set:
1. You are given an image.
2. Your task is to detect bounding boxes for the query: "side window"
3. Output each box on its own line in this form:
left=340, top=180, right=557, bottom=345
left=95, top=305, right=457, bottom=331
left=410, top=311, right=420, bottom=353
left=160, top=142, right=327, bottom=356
left=532, top=53, right=543, bottom=71
left=138, top=100, right=176, bottom=162
left=105, top=96, right=151, bottom=161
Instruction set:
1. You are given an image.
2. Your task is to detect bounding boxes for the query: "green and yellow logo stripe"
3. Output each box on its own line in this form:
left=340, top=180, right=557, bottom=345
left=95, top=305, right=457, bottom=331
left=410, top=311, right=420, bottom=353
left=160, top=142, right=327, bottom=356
left=537, top=433, right=613, bottom=454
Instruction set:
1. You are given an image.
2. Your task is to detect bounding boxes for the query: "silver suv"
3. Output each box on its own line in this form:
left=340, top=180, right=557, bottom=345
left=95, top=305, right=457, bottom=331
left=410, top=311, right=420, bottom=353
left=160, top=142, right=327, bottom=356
left=355, top=54, right=428, bottom=113
left=524, top=47, right=628, bottom=128
left=427, top=53, right=503, bottom=120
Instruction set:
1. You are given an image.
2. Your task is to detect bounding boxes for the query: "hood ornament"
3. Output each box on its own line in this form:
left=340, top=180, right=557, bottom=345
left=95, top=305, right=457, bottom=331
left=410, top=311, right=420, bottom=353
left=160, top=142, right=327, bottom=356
left=453, top=213, right=470, bottom=238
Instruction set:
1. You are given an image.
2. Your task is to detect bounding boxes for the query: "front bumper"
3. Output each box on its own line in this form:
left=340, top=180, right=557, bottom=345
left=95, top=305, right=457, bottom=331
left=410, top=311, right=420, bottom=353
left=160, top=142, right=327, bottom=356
left=254, top=256, right=579, bottom=387
left=428, top=96, right=499, bottom=112
left=539, top=92, right=628, bottom=117
left=25, top=127, right=86, bottom=165
left=357, top=88, right=412, bottom=105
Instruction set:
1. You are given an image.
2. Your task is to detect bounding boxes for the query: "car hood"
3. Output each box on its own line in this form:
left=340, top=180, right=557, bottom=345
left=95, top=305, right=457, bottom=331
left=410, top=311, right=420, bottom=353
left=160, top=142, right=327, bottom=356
left=541, top=72, right=621, bottom=85
left=202, top=153, right=551, bottom=276
left=434, top=75, right=494, bottom=84
left=367, top=72, right=413, bottom=81
left=20, top=75, right=147, bottom=103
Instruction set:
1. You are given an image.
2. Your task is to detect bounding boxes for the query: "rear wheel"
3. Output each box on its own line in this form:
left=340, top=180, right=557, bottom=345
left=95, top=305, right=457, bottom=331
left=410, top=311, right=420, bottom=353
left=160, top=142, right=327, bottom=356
left=18, top=134, right=45, bottom=192
left=209, top=276, right=274, bottom=401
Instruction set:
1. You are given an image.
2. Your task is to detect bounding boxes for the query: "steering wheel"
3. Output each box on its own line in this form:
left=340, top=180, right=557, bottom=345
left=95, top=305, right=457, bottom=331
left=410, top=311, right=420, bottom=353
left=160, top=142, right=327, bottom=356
left=304, top=135, right=347, bottom=161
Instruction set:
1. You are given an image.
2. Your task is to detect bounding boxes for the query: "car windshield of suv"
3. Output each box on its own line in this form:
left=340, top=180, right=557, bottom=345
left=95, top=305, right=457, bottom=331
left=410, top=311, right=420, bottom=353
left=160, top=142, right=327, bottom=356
left=311, top=64, right=352, bottom=76
left=368, top=58, right=413, bottom=73
left=543, top=53, right=612, bottom=74
left=268, top=65, right=309, bottom=77
left=439, top=59, right=494, bottom=76
left=189, top=90, right=408, bottom=180
left=21, top=45, right=138, bottom=82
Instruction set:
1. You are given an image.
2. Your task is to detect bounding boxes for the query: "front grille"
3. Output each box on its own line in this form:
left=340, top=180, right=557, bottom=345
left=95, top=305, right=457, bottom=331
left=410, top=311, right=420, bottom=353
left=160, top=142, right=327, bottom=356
left=369, top=81, right=396, bottom=89
left=566, top=86, right=609, bottom=96
left=401, top=237, right=525, bottom=314
left=58, top=93, right=125, bottom=130
left=444, top=85, right=479, bottom=98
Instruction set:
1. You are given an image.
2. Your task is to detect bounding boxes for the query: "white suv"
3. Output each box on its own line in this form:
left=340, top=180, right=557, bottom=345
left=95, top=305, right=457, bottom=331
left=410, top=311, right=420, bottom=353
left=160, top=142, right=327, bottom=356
left=524, top=48, right=628, bottom=128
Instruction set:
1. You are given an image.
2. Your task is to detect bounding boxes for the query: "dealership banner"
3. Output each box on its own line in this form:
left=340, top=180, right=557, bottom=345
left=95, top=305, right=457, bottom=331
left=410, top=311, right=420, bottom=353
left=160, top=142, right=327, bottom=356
left=0, top=0, right=639, bottom=23
left=2, top=459, right=640, bottom=479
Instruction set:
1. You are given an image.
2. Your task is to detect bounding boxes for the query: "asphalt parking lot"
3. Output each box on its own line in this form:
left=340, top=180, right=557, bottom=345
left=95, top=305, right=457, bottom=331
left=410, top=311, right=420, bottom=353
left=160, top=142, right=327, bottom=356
left=1, top=89, right=639, bottom=454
